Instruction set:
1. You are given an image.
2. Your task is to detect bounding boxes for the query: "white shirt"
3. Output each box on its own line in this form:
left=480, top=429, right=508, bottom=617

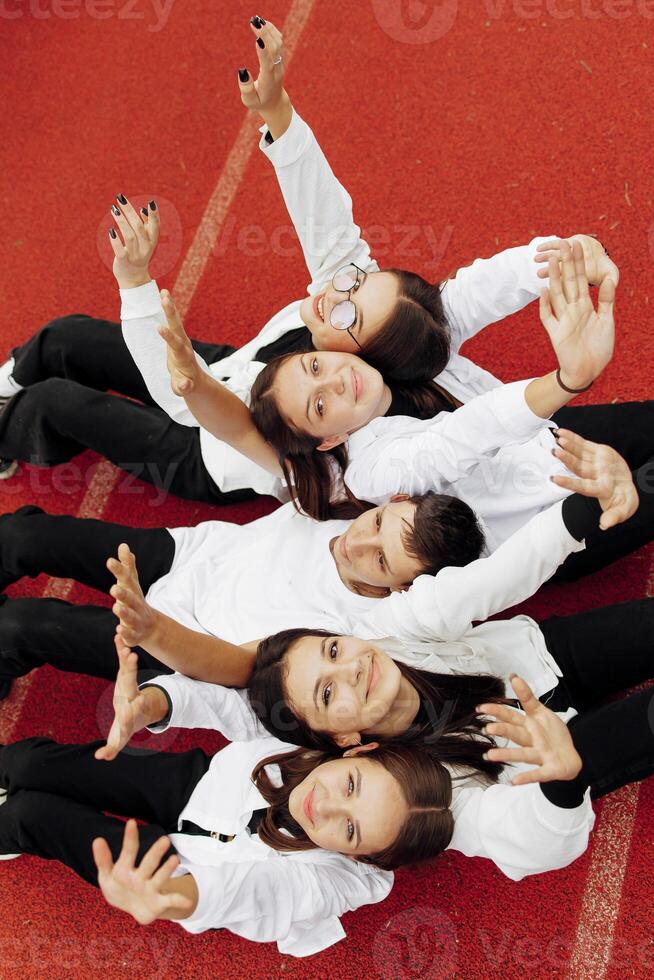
left=149, top=677, right=594, bottom=894
left=121, top=110, right=557, bottom=496
left=145, top=498, right=584, bottom=649
left=166, top=735, right=393, bottom=956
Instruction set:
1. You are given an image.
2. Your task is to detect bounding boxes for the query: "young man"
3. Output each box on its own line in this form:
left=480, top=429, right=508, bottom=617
left=0, top=429, right=639, bottom=698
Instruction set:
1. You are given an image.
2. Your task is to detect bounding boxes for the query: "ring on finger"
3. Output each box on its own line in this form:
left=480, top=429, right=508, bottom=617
left=273, top=56, right=283, bottom=65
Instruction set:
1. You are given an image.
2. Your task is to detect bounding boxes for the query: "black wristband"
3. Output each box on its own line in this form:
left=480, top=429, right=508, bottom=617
left=556, top=369, right=593, bottom=395
left=539, top=773, right=589, bottom=809
left=561, top=493, right=603, bottom=542
left=139, top=683, right=173, bottom=728
left=264, top=130, right=274, bottom=145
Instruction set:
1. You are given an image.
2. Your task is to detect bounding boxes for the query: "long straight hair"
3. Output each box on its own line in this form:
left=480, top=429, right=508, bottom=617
left=249, top=628, right=507, bottom=782
left=250, top=355, right=458, bottom=521
left=252, top=743, right=454, bottom=871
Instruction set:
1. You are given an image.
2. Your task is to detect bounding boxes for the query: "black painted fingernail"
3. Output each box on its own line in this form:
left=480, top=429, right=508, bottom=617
left=108, top=228, right=117, bottom=239
left=257, top=37, right=265, bottom=48
left=111, top=204, right=121, bottom=216
left=251, top=15, right=265, bottom=28
left=117, top=193, right=127, bottom=205
left=238, top=67, right=249, bottom=82
left=141, top=207, right=148, bottom=217
left=149, top=200, right=157, bottom=211
left=553, top=428, right=560, bottom=439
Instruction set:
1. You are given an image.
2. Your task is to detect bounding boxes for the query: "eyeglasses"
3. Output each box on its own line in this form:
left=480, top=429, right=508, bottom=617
left=327, top=263, right=364, bottom=348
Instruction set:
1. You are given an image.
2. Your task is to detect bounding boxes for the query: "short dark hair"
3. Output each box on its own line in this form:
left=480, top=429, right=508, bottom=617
left=401, top=492, right=485, bottom=579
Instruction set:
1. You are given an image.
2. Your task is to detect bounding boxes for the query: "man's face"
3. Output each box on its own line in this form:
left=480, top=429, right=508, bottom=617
left=329, top=498, right=422, bottom=596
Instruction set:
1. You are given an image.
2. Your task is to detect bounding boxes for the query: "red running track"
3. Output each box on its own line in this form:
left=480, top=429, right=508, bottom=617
left=0, top=1, right=653, bottom=977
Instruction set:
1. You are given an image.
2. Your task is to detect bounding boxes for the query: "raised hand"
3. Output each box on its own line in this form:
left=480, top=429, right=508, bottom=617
left=237, top=18, right=285, bottom=114
left=477, top=675, right=582, bottom=786
left=107, top=543, right=157, bottom=648
left=539, top=240, right=615, bottom=391
left=108, top=195, right=159, bottom=290
left=95, top=634, right=158, bottom=761
left=551, top=429, right=638, bottom=530
left=535, top=235, right=619, bottom=289
left=157, top=290, right=201, bottom=396
left=93, top=820, right=193, bottom=925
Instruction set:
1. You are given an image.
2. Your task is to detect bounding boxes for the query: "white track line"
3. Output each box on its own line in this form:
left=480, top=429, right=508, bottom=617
left=0, top=0, right=316, bottom=742
left=566, top=553, right=653, bottom=978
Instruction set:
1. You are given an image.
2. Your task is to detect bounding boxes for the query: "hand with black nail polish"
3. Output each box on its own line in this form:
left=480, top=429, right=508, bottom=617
left=107, top=192, right=161, bottom=291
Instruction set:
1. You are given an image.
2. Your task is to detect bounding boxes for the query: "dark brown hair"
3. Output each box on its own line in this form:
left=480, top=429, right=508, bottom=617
left=357, top=269, right=451, bottom=383
left=252, top=743, right=454, bottom=871
left=249, top=628, right=507, bottom=783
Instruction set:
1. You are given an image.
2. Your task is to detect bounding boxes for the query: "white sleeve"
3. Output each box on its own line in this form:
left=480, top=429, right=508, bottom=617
left=346, top=378, right=549, bottom=502
left=360, top=500, right=584, bottom=643
left=448, top=782, right=595, bottom=880
left=120, top=280, right=215, bottom=427
left=441, top=237, right=557, bottom=353
left=260, top=111, right=379, bottom=293
left=143, top=673, right=266, bottom=742
left=178, top=854, right=393, bottom=956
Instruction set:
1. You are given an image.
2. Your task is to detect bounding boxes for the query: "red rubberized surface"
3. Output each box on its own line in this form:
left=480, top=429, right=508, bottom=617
left=1, top=2, right=653, bottom=977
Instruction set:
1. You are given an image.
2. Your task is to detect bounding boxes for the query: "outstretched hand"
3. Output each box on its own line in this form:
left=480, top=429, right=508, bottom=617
left=539, top=240, right=615, bottom=391
left=477, top=675, right=582, bottom=786
left=95, top=634, right=153, bottom=761
left=93, top=820, right=193, bottom=925
left=535, top=235, right=619, bottom=289
left=550, top=429, right=638, bottom=530
left=237, top=18, right=285, bottom=114
left=108, top=195, right=159, bottom=290
left=107, top=543, right=157, bottom=648
left=158, top=290, right=201, bottom=397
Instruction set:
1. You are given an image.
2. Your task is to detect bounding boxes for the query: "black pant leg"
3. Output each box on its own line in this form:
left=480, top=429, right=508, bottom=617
left=1, top=738, right=210, bottom=826
left=552, top=458, right=654, bottom=582
left=0, top=738, right=210, bottom=882
left=0, top=506, right=174, bottom=594
left=539, top=598, right=654, bottom=711
left=0, top=598, right=173, bottom=683
left=567, top=686, right=654, bottom=800
left=552, top=401, right=654, bottom=469
left=0, top=379, right=255, bottom=504
left=0, top=790, right=174, bottom=885
left=9, top=313, right=237, bottom=406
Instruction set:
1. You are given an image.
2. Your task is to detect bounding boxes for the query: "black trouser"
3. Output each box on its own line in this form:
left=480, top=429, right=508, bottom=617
left=552, top=402, right=654, bottom=580
left=0, top=313, right=255, bottom=504
left=539, top=597, right=654, bottom=800
left=0, top=738, right=210, bottom=883
left=0, top=506, right=176, bottom=686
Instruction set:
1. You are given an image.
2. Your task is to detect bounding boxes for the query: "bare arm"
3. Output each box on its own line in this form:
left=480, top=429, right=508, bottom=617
left=108, top=544, right=257, bottom=686
left=157, top=291, right=283, bottom=478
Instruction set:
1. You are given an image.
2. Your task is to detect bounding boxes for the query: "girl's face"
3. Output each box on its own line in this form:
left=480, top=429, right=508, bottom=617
left=299, top=270, right=400, bottom=353
left=272, top=350, right=388, bottom=448
left=284, top=635, right=415, bottom=741
left=288, top=754, right=407, bottom=857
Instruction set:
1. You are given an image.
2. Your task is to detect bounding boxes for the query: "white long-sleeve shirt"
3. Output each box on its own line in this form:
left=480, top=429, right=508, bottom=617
left=148, top=678, right=594, bottom=896
left=121, top=110, right=555, bottom=497
left=164, top=735, right=393, bottom=956
left=146, top=496, right=583, bottom=651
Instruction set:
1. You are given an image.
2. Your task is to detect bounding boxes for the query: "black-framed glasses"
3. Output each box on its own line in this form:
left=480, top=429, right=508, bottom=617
left=329, top=263, right=364, bottom=348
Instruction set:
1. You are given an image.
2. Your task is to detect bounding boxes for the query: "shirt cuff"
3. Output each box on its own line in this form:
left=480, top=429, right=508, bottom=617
left=139, top=681, right=173, bottom=732
left=561, top=494, right=603, bottom=542
left=119, top=279, right=162, bottom=320
left=258, top=109, right=312, bottom=167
